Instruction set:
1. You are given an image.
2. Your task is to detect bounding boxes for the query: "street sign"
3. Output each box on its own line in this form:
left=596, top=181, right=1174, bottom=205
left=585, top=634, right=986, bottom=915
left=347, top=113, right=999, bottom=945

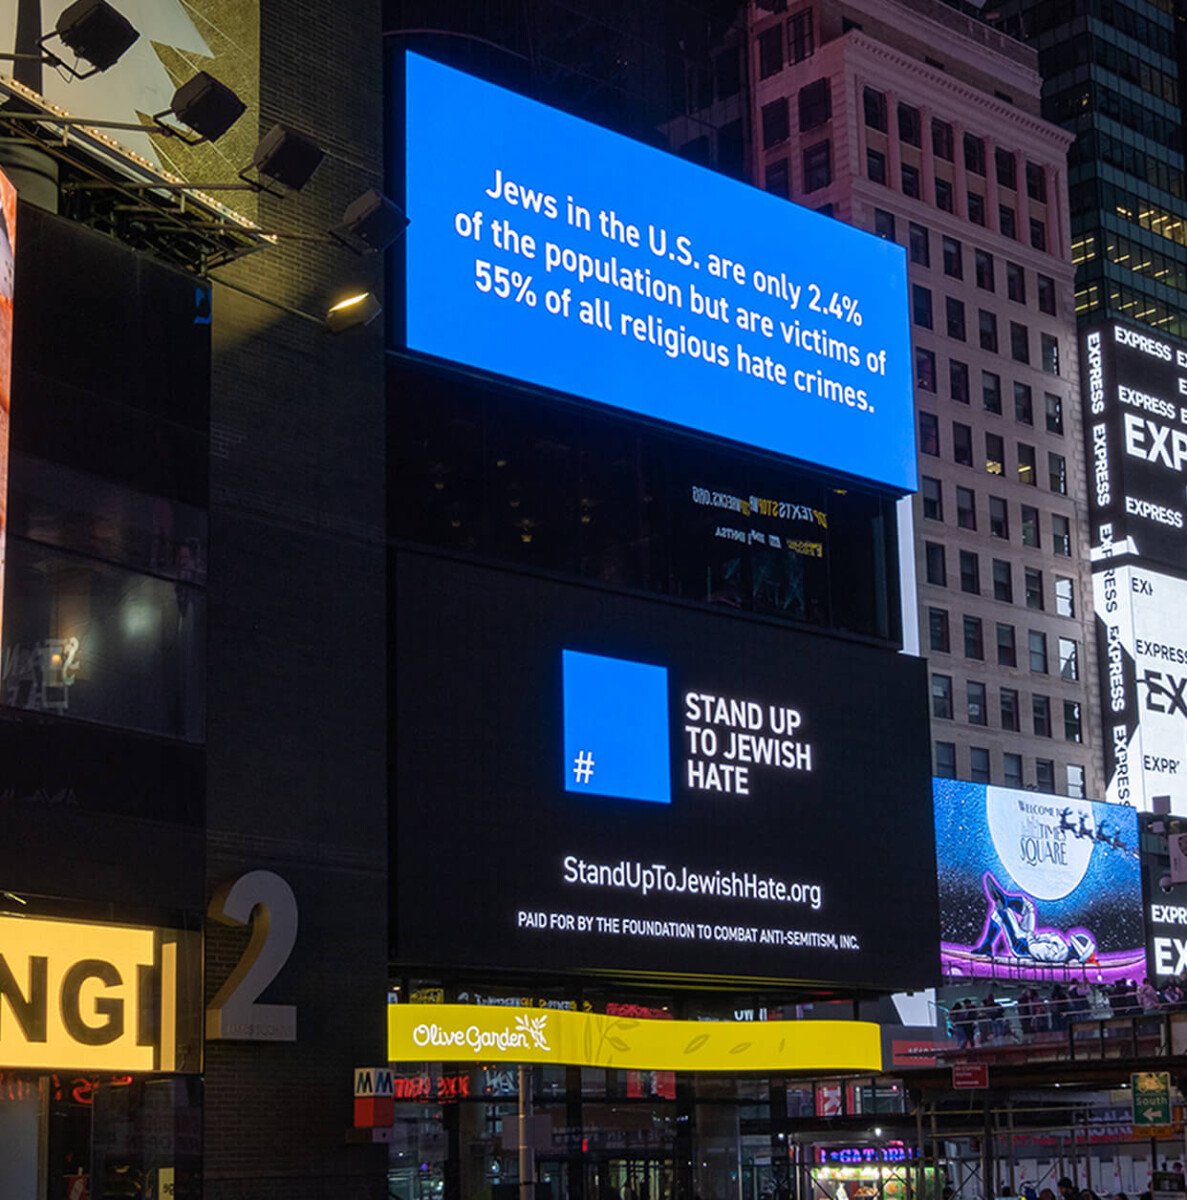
left=1132, top=1072, right=1172, bottom=1126
left=953, top=1063, right=989, bottom=1089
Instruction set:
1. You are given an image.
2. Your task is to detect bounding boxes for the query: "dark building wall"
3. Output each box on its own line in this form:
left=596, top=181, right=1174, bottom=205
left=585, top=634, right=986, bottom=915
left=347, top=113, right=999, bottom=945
left=201, top=0, right=388, bottom=1196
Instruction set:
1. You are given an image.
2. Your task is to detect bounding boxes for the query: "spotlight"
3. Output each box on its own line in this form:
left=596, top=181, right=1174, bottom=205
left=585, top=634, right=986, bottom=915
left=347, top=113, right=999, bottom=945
left=165, top=71, right=246, bottom=144
left=325, top=292, right=382, bottom=334
left=50, top=0, right=138, bottom=76
left=248, top=124, right=325, bottom=193
left=333, top=189, right=409, bottom=253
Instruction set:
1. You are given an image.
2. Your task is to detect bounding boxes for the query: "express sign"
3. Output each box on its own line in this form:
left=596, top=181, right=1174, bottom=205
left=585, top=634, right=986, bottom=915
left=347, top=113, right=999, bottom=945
left=0, top=914, right=190, bottom=1072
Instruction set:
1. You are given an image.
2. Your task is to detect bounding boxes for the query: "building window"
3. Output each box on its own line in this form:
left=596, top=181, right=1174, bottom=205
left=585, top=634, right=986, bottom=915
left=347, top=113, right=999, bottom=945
left=898, top=101, right=921, bottom=146
left=964, top=132, right=985, bottom=175
left=997, top=623, right=1017, bottom=667
left=919, top=411, right=939, bottom=456
left=762, top=98, right=790, bottom=148
left=954, top=422, right=973, bottom=466
left=803, top=140, right=831, bottom=191
left=715, top=47, right=742, bottom=99
left=995, top=147, right=1016, bottom=189
left=874, top=208, right=896, bottom=240
left=759, top=25, right=783, bottom=78
left=1010, top=321, right=1029, bottom=363
left=960, top=550, right=980, bottom=594
left=916, top=347, right=937, bottom=392
left=1064, top=700, right=1082, bottom=743
left=926, top=541, right=947, bottom=586
left=1041, top=333, right=1060, bottom=375
left=1029, top=629, right=1048, bottom=672
left=1059, top=637, right=1079, bottom=682
left=922, top=476, right=943, bottom=520
left=867, top=147, right=886, bottom=184
left=970, top=746, right=991, bottom=783
left=935, top=741, right=957, bottom=778
left=913, top=285, right=933, bottom=329
left=1014, top=382, right=1033, bottom=425
left=943, top=236, right=963, bottom=279
left=789, top=9, right=814, bottom=61
left=1066, top=763, right=1085, bottom=798
left=909, top=222, right=930, bottom=266
left=983, top=371, right=1002, bottom=414
left=902, top=163, right=920, bottom=198
left=968, top=192, right=985, bottom=225
left=1018, top=443, right=1036, bottom=486
left=1025, top=568, right=1044, bottom=612
left=1021, top=504, right=1040, bottom=547
left=765, top=159, right=789, bottom=197
left=993, top=559, right=1012, bottom=603
left=1001, top=688, right=1020, bottom=731
left=1049, top=452, right=1067, bottom=494
left=979, top=310, right=998, bottom=352
left=1052, top=514, right=1071, bottom=556
left=929, top=607, right=950, bottom=652
left=986, top=432, right=1004, bottom=476
left=1033, top=695, right=1052, bottom=738
left=964, top=617, right=985, bottom=661
left=989, top=496, right=1009, bottom=539
left=1038, top=274, right=1057, bottom=315
left=999, top=205, right=1017, bottom=239
left=957, top=486, right=976, bottom=530
left=969, top=681, right=988, bottom=724
left=1045, top=392, right=1063, bottom=434
left=1007, top=261, right=1026, bottom=303
left=1055, top=575, right=1075, bottom=617
left=1004, top=752, right=1023, bottom=787
left=935, top=178, right=953, bottom=212
left=950, top=359, right=970, bottom=404
left=1026, top=160, right=1047, bottom=201
left=1030, top=218, right=1047, bottom=251
left=932, top=673, right=953, bottom=719
left=1036, top=759, right=1055, bottom=791
left=946, top=296, right=966, bottom=340
left=863, top=86, right=887, bottom=131
left=933, top=119, right=954, bottom=160
left=799, top=78, right=830, bottom=130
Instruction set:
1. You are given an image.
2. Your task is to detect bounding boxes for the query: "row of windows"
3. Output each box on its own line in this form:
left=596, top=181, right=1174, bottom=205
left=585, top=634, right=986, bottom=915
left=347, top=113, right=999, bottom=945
left=932, top=675, right=1082, bottom=741
left=877, top=213, right=1060, bottom=315
left=919, top=416, right=1067, bottom=493
left=1070, top=128, right=1184, bottom=201
left=1073, top=180, right=1187, bottom=250
left=923, top=544, right=1076, bottom=617
left=934, top=742, right=1086, bottom=797
left=928, top=608, right=1078, bottom=677
left=916, top=352, right=1065, bottom=434
left=921, top=479, right=1071, bottom=548
left=1054, top=81, right=1182, bottom=155
left=757, top=10, right=815, bottom=79
left=1076, top=229, right=1187, bottom=298
left=864, top=89, right=1048, bottom=202
left=1075, top=279, right=1187, bottom=340
left=868, top=149, right=1050, bottom=247
left=912, top=287, right=1061, bottom=370
left=765, top=139, right=831, bottom=198
left=1041, top=34, right=1180, bottom=109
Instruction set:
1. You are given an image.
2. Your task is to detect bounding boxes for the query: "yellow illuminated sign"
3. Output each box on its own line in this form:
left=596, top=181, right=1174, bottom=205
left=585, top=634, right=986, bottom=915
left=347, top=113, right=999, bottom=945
left=389, top=1004, right=881, bottom=1073
left=0, top=914, right=175, bottom=1072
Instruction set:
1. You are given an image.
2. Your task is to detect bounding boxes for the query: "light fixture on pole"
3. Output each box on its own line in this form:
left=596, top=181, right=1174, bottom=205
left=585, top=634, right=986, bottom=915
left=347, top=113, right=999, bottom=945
left=40, top=0, right=138, bottom=78
left=332, top=189, right=409, bottom=254
left=325, top=291, right=382, bottom=334
left=155, top=71, right=247, bottom=145
left=243, top=124, right=325, bottom=194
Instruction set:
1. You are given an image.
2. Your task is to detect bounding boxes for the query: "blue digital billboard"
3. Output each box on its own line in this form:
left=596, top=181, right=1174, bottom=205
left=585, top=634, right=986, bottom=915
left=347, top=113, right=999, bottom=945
left=934, top=780, right=1145, bottom=983
left=399, top=52, right=916, bottom=493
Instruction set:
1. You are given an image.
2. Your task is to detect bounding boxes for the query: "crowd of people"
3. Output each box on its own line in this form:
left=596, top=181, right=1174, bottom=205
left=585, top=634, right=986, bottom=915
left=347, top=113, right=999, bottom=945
left=947, top=978, right=1187, bottom=1048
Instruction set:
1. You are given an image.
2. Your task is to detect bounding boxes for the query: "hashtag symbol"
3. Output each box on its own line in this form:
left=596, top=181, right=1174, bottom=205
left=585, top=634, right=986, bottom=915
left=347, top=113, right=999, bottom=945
left=572, top=750, right=595, bottom=784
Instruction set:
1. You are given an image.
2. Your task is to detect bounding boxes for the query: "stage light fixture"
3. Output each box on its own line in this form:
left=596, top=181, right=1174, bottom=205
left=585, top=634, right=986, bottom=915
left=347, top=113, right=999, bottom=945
left=50, top=0, right=138, bottom=76
left=248, top=124, right=325, bottom=193
left=164, top=71, right=246, bottom=144
left=333, top=189, right=409, bottom=253
left=325, top=291, right=382, bottom=334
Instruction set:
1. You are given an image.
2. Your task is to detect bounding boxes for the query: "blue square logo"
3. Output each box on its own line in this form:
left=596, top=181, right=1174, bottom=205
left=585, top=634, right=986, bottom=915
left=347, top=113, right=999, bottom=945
left=562, top=650, right=671, bottom=804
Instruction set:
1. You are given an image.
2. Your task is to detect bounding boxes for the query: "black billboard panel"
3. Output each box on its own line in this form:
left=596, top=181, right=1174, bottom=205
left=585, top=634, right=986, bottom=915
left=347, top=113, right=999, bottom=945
left=1082, top=321, right=1187, bottom=571
left=393, top=551, right=939, bottom=990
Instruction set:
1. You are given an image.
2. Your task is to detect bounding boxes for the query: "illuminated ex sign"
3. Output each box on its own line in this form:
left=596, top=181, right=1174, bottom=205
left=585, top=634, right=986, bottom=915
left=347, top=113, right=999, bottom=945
left=0, top=914, right=196, bottom=1072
